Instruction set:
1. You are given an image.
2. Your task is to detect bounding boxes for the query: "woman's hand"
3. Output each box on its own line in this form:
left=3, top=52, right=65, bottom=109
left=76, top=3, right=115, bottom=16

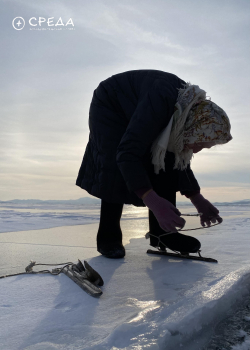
left=143, top=190, right=186, bottom=232
left=190, top=193, right=223, bottom=227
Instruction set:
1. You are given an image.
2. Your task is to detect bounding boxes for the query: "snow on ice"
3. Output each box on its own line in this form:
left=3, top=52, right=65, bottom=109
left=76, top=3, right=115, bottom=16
left=0, top=205, right=250, bottom=349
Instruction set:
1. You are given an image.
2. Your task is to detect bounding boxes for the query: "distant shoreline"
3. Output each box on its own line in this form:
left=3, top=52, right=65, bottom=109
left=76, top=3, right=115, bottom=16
left=0, top=197, right=249, bottom=208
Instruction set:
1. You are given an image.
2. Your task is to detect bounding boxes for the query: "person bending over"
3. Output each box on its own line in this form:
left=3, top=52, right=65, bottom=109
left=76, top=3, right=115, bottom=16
left=76, top=69, right=232, bottom=258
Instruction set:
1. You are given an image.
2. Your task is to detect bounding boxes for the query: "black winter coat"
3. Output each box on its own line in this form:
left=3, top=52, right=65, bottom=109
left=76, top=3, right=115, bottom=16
left=76, top=70, right=200, bottom=207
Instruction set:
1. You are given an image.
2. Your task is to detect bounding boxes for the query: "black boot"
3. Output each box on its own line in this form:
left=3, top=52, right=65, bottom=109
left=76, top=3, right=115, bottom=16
left=97, top=200, right=125, bottom=259
left=97, top=240, right=125, bottom=259
left=148, top=209, right=201, bottom=254
left=149, top=231, right=201, bottom=254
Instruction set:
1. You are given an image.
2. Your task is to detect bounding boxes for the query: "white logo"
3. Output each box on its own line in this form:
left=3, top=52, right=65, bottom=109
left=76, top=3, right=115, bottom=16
left=12, top=17, right=74, bottom=31
left=12, top=17, right=25, bottom=30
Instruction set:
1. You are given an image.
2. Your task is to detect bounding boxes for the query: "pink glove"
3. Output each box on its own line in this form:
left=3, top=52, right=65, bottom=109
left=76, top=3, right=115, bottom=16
left=190, top=193, right=223, bottom=227
left=143, top=190, right=186, bottom=232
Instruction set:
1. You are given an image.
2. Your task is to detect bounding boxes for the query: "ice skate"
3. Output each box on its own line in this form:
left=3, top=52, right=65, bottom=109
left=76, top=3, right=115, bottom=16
left=146, top=231, right=217, bottom=263
left=148, top=231, right=201, bottom=253
left=63, top=259, right=104, bottom=296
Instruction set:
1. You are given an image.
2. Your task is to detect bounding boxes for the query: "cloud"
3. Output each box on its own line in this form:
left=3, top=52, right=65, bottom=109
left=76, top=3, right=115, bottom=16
left=0, top=0, right=249, bottom=200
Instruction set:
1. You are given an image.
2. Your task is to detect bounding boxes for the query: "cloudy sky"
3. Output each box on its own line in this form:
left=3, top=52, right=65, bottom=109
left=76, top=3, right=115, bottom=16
left=0, top=0, right=249, bottom=202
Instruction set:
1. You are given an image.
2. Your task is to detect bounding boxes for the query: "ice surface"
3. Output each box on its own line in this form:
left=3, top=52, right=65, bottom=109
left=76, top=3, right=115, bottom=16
left=231, top=333, right=250, bottom=350
left=0, top=204, right=149, bottom=233
left=0, top=208, right=101, bottom=233
left=0, top=206, right=250, bottom=350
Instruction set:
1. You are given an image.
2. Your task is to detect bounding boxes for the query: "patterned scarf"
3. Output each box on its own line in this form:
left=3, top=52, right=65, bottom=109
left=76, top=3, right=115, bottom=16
left=151, top=83, right=232, bottom=173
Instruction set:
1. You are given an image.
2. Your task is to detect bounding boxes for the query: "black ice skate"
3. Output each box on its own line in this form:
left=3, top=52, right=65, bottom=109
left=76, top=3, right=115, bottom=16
left=146, top=231, right=217, bottom=263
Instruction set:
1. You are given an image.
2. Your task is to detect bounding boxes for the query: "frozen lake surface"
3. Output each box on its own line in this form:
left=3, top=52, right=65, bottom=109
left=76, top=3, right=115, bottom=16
left=0, top=203, right=250, bottom=349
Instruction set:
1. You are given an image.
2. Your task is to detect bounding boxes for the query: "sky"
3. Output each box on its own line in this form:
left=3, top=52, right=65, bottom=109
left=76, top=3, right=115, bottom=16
left=0, top=0, right=249, bottom=202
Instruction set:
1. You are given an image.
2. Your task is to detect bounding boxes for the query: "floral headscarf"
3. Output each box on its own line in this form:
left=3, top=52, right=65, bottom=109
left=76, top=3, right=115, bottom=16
left=183, top=100, right=232, bottom=145
left=151, top=83, right=232, bottom=173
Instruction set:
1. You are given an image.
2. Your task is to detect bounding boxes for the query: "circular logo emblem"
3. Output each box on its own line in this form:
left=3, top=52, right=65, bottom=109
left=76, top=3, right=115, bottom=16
left=12, top=17, right=25, bottom=30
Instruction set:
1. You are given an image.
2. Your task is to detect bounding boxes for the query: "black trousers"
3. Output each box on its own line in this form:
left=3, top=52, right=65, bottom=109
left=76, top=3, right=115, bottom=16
left=98, top=152, right=179, bottom=238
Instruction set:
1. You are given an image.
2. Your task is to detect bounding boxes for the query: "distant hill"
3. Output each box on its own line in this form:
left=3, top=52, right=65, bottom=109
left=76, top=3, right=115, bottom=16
left=0, top=198, right=249, bottom=207
left=213, top=199, right=250, bottom=206
left=178, top=199, right=250, bottom=206
left=0, top=197, right=101, bottom=206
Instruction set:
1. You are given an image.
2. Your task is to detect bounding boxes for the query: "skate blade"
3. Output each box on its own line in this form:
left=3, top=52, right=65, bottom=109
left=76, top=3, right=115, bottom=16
left=84, top=260, right=104, bottom=286
left=63, top=266, right=103, bottom=297
left=147, top=249, right=218, bottom=263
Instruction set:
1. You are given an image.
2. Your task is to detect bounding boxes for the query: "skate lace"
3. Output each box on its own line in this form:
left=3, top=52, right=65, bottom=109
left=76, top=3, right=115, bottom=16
left=179, top=212, right=221, bottom=231
left=0, top=261, right=75, bottom=279
left=145, top=232, right=171, bottom=250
